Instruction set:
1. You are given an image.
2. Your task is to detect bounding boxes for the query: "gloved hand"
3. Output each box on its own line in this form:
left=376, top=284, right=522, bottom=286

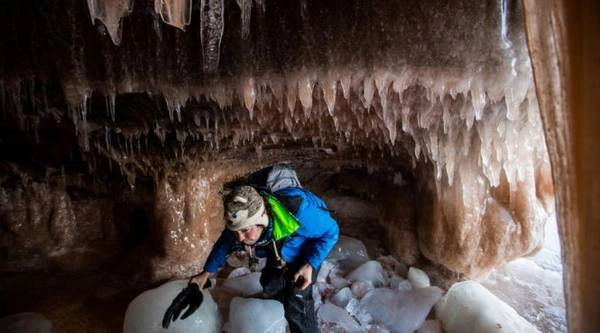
left=161, top=279, right=212, bottom=329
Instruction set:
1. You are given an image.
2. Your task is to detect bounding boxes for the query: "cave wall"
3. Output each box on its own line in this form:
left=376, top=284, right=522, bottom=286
left=523, top=0, right=600, bottom=331
left=0, top=0, right=556, bottom=286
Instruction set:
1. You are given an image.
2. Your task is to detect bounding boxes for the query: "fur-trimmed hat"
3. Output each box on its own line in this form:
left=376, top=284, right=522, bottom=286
left=224, top=186, right=268, bottom=231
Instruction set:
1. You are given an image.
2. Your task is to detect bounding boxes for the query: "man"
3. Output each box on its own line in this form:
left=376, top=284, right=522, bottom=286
left=192, top=179, right=339, bottom=333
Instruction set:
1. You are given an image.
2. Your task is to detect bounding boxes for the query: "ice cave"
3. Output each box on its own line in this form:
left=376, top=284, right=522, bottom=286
left=0, top=0, right=598, bottom=332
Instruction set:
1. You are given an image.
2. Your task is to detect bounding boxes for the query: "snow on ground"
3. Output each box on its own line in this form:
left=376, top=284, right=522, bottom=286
left=481, top=213, right=566, bottom=332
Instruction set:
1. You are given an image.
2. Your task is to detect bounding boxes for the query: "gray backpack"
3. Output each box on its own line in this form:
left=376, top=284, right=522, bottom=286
left=248, top=164, right=302, bottom=193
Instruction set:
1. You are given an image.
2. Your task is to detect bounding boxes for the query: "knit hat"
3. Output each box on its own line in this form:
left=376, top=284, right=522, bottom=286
left=224, top=186, right=269, bottom=231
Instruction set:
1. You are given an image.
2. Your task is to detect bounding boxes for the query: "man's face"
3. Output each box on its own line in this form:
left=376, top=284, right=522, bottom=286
left=233, top=225, right=264, bottom=245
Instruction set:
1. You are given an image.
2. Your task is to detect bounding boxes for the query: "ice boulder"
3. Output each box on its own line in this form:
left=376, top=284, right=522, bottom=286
left=0, top=312, right=52, bottom=333
left=327, top=235, right=370, bottom=271
left=317, top=302, right=363, bottom=333
left=222, top=271, right=263, bottom=296
left=317, top=259, right=335, bottom=283
left=416, top=320, right=443, bottom=333
left=228, top=297, right=287, bottom=333
left=330, top=287, right=355, bottom=308
left=351, top=280, right=374, bottom=298
left=360, top=287, right=443, bottom=333
left=123, top=280, right=220, bottom=333
left=407, top=267, right=430, bottom=288
left=346, top=260, right=386, bottom=287
left=436, top=281, right=540, bottom=333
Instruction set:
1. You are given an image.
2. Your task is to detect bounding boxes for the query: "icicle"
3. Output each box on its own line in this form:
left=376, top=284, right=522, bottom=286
left=106, top=93, right=116, bottom=121
left=241, top=77, right=256, bottom=119
left=80, top=92, right=91, bottom=151
left=340, top=74, right=352, bottom=100
left=155, top=0, right=192, bottom=31
left=322, top=77, right=337, bottom=117
left=236, top=0, right=252, bottom=39
left=105, top=126, right=111, bottom=151
left=254, top=0, right=265, bottom=12
left=470, top=82, right=486, bottom=121
left=86, top=0, right=134, bottom=45
left=362, top=77, right=374, bottom=109
left=298, top=75, right=313, bottom=116
left=498, top=0, right=512, bottom=50
left=286, top=77, right=298, bottom=114
left=200, top=0, right=224, bottom=73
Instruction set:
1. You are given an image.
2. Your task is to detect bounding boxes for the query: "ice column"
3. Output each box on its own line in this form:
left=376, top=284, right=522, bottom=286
left=155, top=0, right=193, bottom=31
left=200, top=0, right=225, bottom=73
left=86, top=0, right=134, bottom=45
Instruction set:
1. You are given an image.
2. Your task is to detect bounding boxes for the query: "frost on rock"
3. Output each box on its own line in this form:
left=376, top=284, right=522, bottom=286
left=123, top=280, right=220, bottom=333
left=436, top=280, right=540, bottom=333
left=86, top=0, right=134, bottom=45
left=360, top=287, right=443, bottom=333
left=228, top=297, right=287, bottom=333
left=0, top=312, right=52, bottom=333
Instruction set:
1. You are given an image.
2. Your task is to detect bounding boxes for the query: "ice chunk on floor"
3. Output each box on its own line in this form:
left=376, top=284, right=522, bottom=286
left=317, top=259, right=336, bottom=283
left=222, top=272, right=263, bottom=296
left=317, top=302, right=363, bottom=333
left=346, top=260, right=386, bottom=287
left=227, top=267, right=251, bottom=278
left=360, top=287, right=443, bottom=333
left=330, top=287, right=354, bottom=308
left=396, top=280, right=413, bottom=291
left=123, top=280, right=220, bottom=333
left=416, top=320, right=443, bottom=333
left=407, top=267, right=430, bottom=288
left=228, top=297, right=287, bottom=333
left=436, top=280, right=540, bottom=333
left=0, top=312, right=52, bottom=333
left=327, top=235, right=370, bottom=271
left=351, top=280, right=374, bottom=298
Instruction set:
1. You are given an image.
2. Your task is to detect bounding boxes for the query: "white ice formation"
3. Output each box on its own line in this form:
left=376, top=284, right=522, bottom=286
left=123, top=279, right=220, bottom=333
left=86, top=0, right=134, bottom=45
left=222, top=269, right=263, bottom=296
left=227, top=297, right=287, bottom=333
left=315, top=236, right=443, bottom=332
left=361, top=287, right=443, bottom=333
left=407, top=267, right=430, bottom=288
left=436, top=280, right=540, bottom=333
left=0, top=312, right=52, bottom=333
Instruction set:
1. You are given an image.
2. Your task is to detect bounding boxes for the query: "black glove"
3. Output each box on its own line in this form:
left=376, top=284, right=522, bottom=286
left=161, top=280, right=212, bottom=329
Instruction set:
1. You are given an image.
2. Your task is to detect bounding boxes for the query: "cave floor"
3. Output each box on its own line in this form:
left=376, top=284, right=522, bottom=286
left=0, top=271, right=145, bottom=333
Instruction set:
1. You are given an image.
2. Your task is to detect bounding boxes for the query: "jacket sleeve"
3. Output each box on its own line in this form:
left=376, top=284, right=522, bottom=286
left=281, top=220, right=339, bottom=270
left=202, top=229, right=236, bottom=273
left=304, top=222, right=339, bottom=269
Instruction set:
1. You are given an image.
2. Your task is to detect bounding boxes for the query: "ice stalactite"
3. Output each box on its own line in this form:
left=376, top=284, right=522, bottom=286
left=200, top=0, right=225, bottom=73
left=86, top=0, right=134, bottom=45
left=154, top=0, right=192, bottom=31
left=236, top=0, right=252, bottom=39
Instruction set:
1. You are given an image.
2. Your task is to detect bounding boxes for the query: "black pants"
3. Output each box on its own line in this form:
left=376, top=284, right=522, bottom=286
left=260, top=262, right=318, bottom=333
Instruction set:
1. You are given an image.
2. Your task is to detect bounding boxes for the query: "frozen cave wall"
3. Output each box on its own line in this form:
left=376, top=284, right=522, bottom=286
left=0, top=0, right=554, bottom=279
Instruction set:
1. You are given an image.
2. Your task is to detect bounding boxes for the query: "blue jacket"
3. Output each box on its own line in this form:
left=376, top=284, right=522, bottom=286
left=203, top=187, right=339, bottom=272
